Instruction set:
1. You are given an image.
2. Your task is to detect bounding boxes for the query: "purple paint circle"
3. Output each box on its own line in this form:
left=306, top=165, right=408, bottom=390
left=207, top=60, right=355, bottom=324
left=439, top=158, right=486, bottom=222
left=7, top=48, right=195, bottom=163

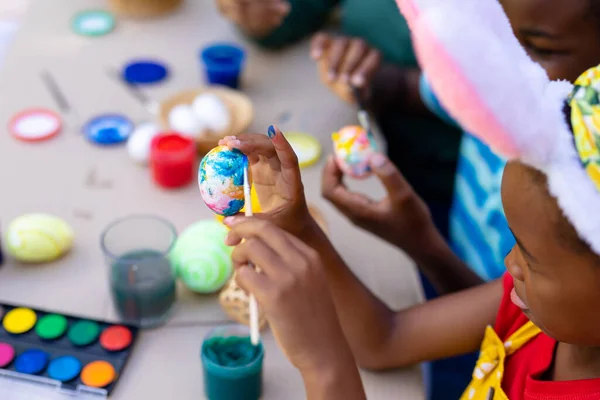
left=0, top=343, right=15, bottom=367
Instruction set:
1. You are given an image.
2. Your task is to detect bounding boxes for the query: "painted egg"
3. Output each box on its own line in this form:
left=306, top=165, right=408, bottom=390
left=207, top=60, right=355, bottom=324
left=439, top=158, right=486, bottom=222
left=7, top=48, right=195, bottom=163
left=332, top=125, right=376, bottom=179
left=198, top=146, right=247, bottom=216
left=6, top=214, right=74, bottom=263
left=215, top=184, right=261, bottom=226
left=170, top=220, right=233, bottom=293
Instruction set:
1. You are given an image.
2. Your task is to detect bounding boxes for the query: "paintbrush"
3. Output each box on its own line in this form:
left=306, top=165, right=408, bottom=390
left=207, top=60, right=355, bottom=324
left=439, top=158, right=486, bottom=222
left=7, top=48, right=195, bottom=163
left=41, top=71, right=71, bottom=113
left=243, top=166, right=260, bottom=346
left=41, top=70, right=79, bottom=127
left=351, top=86, right=378, bottom=150
left=106, top=68, right=160, bottom=116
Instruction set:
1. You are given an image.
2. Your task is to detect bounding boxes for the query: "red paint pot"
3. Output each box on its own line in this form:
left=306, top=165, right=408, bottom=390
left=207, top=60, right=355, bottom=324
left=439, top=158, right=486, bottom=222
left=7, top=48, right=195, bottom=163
left=150, top=133, right=196, bottom=189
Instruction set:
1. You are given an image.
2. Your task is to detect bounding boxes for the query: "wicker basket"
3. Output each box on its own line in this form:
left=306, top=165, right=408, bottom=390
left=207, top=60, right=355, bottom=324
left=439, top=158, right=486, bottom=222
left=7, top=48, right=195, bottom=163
left=159, top=86, right=254, bottom=156
left=108, top=0, right=184, bottom=18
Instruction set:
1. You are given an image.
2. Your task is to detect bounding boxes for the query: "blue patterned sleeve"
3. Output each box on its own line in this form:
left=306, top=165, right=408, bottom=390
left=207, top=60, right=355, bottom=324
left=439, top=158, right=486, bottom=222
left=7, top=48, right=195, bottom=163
left=419, top=73, right=460, bottom=129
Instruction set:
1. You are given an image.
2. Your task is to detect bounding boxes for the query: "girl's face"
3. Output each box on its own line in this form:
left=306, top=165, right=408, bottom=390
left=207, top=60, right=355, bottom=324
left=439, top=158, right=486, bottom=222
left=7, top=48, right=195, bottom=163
left=501, top=0, right=600, bottom=81
left=502, top=162, right=600, bottom=345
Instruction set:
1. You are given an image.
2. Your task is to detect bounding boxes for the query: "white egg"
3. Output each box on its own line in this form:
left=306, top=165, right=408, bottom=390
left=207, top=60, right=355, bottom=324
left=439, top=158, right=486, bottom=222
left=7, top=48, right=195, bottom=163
left=191, top=93, right=231, bottom=133
left=168, top=104, right=206, bottom=138
left=127, top=122, right=160, bottom=165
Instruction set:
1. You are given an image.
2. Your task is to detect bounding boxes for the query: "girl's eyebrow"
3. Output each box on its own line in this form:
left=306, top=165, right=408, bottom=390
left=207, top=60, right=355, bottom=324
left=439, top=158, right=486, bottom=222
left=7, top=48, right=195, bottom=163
left=509, top=228, right=539, bottom=263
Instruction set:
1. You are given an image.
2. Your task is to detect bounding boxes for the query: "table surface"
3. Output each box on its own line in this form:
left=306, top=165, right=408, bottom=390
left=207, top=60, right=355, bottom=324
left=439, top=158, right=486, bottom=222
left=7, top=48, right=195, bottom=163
left=0, top=0, right=425, bottom=399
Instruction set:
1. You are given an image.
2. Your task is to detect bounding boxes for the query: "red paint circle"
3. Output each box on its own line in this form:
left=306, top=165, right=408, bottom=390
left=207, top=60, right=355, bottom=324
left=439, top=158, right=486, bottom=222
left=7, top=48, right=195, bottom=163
left=99, top=325, right=132, bottom=352
left=8, top=108, right=62, bottom=142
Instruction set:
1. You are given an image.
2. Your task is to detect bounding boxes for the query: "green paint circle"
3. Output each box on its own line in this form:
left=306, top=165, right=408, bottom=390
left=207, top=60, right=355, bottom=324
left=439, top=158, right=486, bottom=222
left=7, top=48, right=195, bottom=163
left=71, top=10, right=116, bottom=37
left=35, top=314, right=68, bottom=340
left=68, top=320, right=100, bottom=347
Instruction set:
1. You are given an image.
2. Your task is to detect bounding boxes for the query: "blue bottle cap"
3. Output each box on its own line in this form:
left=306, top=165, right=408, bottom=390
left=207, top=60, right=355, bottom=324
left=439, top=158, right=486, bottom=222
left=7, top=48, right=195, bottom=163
left=123, top=60, right=169, bottom=85
left=84, top=114, right=134, bottom=145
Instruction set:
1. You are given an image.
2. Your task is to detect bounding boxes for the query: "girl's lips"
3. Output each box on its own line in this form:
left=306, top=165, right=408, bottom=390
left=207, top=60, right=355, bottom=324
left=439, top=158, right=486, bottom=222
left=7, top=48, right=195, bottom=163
left=510, top=287, right=528, bottom=310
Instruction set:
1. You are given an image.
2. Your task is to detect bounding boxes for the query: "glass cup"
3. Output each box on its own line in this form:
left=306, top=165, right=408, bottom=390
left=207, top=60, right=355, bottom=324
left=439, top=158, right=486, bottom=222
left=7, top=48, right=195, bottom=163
left=201, top=325, right=264, bottom=400
left=200, top=43, right=245, bottom=89
left=101, top=215, right=177, bottom=328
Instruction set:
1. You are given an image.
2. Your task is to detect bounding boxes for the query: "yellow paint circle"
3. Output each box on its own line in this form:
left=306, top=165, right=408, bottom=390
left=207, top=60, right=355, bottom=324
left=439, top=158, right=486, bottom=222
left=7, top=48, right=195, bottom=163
left=3, top=308, right=37, bottom=334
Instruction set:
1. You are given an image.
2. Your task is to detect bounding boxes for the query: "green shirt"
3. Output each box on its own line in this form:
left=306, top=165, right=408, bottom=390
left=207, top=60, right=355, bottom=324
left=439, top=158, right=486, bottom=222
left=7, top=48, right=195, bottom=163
left=255, top=0, right=461, bottom=206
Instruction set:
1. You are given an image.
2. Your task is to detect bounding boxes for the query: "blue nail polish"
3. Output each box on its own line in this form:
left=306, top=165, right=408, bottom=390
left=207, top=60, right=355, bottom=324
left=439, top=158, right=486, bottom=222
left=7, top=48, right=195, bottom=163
left=268, top=125, right=276, bottom=139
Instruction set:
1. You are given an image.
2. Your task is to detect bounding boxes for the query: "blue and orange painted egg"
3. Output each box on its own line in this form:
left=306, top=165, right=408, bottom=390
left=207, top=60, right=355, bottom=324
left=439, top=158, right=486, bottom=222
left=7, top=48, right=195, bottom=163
left=198, top=146, right=248, bottom=216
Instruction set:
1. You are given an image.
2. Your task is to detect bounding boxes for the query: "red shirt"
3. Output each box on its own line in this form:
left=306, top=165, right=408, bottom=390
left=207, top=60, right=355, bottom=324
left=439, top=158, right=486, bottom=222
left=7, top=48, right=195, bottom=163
left=498, top=273, right=600, bottom=399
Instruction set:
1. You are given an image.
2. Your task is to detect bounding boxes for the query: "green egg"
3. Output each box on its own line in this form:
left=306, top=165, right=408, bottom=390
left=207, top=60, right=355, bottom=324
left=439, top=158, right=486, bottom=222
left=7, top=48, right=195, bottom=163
left=170, top=220, right=233, bottom=293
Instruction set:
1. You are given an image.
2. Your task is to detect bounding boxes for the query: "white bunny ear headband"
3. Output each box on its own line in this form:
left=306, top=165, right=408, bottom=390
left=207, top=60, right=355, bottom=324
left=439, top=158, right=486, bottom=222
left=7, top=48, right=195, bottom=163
left=395, top=0, right=600, bottom=254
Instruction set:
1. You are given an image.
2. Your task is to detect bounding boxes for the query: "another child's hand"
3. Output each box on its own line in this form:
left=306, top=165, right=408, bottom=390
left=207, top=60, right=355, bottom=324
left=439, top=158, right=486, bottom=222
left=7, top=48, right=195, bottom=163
left=310, top=32, right=381, bottom=104
left=223, top=217, right=354, bottom=374
left=218, top=127, right=314, bottom=237
left=322, top=153, right=436, bottom=257
left=216, top=0, right=290, bottom=38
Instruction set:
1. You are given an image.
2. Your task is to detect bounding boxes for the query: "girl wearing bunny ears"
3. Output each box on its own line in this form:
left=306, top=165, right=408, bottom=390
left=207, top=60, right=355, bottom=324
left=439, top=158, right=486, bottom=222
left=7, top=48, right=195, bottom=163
left=217, top=1, right=600, bottom=399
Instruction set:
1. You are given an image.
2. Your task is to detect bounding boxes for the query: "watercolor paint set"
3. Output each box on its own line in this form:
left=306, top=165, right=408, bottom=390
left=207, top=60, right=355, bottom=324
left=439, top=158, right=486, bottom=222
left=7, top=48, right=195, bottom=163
left=0, top=302, right=138, bottom=399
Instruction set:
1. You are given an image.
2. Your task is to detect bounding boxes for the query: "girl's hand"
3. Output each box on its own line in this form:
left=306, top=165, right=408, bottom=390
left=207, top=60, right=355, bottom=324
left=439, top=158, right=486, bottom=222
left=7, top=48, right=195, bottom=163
left=223, top=217, right=358, bottom=377
left=218, top=126, right=314, bottom=237
left=322, top=153, right=436, bottom=258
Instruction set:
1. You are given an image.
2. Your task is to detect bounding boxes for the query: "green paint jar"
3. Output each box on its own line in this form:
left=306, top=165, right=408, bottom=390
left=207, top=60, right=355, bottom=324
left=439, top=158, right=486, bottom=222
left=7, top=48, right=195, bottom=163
left=201, top=325, right=264, bottom=400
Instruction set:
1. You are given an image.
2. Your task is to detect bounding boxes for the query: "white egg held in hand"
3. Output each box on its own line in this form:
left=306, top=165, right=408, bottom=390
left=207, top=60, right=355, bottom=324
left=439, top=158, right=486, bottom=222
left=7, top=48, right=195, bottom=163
left=168, top=104, right=206, bottom=139
left=192, top=94, right=231, bottom=133
left=127, top=122, right=160, bottom=165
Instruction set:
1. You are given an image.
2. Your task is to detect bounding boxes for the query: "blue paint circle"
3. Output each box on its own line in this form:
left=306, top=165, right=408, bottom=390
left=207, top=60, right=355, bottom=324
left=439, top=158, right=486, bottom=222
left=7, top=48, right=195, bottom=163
left=123, top=61, right=168, bottom=85
left=14, top=349, right=49, bottom=375
left=48, top=355, right=82, bottom=382
left=83, top=114, right=134, bottom=145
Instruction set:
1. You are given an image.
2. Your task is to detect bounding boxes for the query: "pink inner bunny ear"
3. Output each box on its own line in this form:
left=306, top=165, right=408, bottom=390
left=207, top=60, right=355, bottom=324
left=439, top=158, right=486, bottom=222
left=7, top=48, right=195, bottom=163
left=411, top=21, right=520, bottom=158
left=395, top=0, right=420, bottom=27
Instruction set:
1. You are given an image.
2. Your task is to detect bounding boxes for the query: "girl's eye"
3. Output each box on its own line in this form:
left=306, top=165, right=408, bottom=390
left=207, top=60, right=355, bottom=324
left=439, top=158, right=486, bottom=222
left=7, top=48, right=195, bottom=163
left=526, top=44, right=555, bottom=56
left=524, top=42, right=568, bottom=58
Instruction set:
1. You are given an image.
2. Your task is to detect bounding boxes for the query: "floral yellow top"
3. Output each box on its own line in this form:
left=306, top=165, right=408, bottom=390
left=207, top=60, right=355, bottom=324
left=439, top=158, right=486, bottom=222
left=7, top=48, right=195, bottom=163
left=570, top=65, right=600, bottom=191
left=460, top=321, right=541, bottom=399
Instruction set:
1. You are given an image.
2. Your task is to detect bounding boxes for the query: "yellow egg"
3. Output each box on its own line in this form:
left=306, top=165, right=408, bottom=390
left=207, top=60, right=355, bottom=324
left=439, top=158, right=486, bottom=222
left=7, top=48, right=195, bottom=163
left=6, top=214, right=74, bottom=263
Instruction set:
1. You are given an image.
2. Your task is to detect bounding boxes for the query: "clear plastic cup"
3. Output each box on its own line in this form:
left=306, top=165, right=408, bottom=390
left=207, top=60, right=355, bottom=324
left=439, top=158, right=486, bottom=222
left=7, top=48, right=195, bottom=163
left=200, top=43, right=245, bottom=89
left=101, top=215, right=177, bottom=328
left=201, top=324, right=264, bottom=400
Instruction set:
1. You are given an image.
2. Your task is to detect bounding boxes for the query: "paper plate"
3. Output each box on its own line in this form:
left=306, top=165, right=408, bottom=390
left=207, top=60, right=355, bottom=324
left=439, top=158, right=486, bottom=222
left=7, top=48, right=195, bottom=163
left=8, top=108, right=62, bottom=142
left=83, top=114, right=134, bottom=145
left=284, top=132, right=322, bottom=168
left=72, top=10, right=116, bottom=37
